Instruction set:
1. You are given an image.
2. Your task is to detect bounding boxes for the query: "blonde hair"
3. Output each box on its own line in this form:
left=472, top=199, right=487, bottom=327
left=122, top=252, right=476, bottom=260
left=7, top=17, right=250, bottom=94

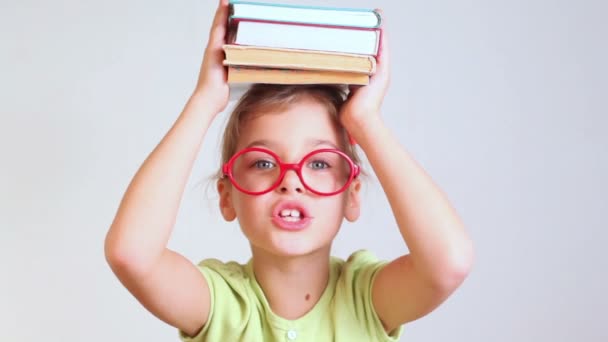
left=216, top=84, right=364, bottom=179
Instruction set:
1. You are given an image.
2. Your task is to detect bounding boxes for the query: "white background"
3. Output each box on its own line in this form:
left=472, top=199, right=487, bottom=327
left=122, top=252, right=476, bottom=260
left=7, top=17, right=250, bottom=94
left=1, top=0, right=606, bottom=341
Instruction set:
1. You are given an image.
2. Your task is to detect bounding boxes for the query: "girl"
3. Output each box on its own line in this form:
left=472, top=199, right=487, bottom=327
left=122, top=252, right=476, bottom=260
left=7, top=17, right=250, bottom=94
left=105, top=1, right=474, bottom=341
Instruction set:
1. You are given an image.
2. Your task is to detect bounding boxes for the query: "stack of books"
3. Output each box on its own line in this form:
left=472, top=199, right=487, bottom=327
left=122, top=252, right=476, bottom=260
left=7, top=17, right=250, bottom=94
left=223, top=0, right=383, bottom=85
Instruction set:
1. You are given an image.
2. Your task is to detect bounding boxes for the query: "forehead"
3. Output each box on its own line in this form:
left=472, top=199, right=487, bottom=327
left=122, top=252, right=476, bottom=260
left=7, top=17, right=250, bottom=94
left=237, top=98, right=342, bottom=151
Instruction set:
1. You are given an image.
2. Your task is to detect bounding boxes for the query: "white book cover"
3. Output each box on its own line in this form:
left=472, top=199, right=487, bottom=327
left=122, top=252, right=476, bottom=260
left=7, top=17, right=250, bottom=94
left=233, top=21, right=380, bottom=56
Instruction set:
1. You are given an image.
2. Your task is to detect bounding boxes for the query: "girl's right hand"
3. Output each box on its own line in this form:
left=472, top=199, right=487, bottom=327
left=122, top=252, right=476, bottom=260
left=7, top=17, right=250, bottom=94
left=193, top=0, right=230, bottom=114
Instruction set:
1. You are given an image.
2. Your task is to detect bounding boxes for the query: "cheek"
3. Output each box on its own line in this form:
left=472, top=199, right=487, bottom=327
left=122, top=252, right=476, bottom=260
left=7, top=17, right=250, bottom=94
left=314, top=195, right=349, bottom=218
left=232, top=193, right=270, bottom=221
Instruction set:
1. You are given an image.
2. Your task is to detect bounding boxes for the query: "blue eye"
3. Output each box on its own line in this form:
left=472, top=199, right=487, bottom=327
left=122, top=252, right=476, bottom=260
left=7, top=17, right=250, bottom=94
left=253, top=160, right=275, bottom=169
left=308, top=160, right=330, bottom=170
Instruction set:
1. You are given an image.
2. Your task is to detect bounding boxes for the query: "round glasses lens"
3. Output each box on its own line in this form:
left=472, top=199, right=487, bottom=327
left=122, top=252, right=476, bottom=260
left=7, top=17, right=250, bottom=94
left=230, top=150, right=280, bottom=193
left=301, top=151, right=353, bottom=194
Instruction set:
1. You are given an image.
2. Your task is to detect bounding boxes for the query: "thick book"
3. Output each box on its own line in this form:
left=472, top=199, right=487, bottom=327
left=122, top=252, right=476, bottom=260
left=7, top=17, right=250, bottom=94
left=227, top=66, right=369, bottom=85
left=223, top=44, right=377, bottom=75
left=229, top=0, right=382, bottom=28
left=227, top=19, right=381, bottom=56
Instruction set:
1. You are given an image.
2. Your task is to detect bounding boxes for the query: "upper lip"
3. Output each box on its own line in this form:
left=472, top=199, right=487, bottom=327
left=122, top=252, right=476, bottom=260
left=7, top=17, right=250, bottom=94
left=272, top=200, right=312, bottom=219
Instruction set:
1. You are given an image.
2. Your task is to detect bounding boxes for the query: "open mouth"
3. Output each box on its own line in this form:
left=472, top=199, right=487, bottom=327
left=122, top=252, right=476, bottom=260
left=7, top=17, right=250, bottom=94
left=272, top=201, right=312, bottom=231
left=279, top=209, right=304, bottom=222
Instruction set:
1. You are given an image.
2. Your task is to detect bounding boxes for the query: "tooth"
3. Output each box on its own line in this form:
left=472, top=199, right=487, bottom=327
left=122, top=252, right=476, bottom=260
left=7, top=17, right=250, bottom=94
left=291, top=210, right=301, bottom=218
left=281, top=209, right=290, bottom=217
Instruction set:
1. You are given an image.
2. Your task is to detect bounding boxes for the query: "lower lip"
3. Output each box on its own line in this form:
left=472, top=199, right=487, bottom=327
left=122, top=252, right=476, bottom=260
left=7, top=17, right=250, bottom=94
left=271, top=216, right=312, bottom=231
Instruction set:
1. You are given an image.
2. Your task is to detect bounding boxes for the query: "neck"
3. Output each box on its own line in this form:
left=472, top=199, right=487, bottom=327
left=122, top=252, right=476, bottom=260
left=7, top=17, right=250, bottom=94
left=251, top=247, right=331, bottom=320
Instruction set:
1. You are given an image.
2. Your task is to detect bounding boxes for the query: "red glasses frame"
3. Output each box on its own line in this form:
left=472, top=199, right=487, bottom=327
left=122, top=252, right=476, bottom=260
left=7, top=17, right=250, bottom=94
left=222, top=147, right=361, bottom=196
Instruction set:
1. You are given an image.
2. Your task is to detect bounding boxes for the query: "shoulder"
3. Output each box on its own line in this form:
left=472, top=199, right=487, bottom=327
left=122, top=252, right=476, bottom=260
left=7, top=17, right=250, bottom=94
left=180, top=258, right=257, bottom=342
left=334, top=249, right=387, bottom=279
left=333, top=250, right=403, bottom=341
left=198, top=258, right=249, bottom=280
left=194, top=258, right=252, bottom=297
left=198, top=259, right=255, bottom=321
left=345, top=249, right=383, bottom=264
left=333, top=249, right=387, bottom=310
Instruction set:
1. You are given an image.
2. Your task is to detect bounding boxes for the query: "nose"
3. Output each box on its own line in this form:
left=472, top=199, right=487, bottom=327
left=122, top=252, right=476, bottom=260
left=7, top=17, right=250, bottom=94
left=277, top=169, right=304, bottom=194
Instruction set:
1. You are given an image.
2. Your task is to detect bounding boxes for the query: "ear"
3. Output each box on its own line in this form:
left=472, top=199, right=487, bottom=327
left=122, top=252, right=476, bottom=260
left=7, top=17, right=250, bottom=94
left=344, top=178, right=361, bottom=222
left=217, top=179, right=237, bottom=221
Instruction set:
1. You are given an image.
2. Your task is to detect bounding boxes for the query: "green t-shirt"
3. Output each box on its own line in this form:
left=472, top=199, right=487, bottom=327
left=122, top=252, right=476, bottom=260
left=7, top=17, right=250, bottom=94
left=179, top=249, right=403, bottom=342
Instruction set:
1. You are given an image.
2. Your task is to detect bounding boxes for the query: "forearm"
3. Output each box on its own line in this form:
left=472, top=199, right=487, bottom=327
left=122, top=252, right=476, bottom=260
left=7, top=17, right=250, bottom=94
left=105, top=94, right=216, bottom=275
left=348, top=117, right=473, bottom=285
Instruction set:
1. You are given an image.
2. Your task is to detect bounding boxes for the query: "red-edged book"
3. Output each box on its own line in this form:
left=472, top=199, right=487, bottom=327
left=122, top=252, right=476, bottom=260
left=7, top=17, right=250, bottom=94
left=227, top=19, right=381, bottom=56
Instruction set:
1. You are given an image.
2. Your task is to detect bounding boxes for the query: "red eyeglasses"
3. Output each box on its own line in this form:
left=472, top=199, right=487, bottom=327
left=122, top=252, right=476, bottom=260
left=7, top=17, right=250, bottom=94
left=222, top=147, right=360, bottom=196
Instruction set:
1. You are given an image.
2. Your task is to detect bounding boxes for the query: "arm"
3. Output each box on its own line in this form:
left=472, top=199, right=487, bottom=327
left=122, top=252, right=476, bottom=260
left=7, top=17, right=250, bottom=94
left=341, top=18, right=474, bottom=333
left=104, top=0, right=230, bottom=337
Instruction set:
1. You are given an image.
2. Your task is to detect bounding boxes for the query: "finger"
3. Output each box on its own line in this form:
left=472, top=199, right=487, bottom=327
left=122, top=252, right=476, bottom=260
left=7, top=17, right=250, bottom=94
left=375, top=9, right=390, bottom=73
left=366, top=9, right=388, bottom=88
left=348, top=84, right=364, bottom=95
left=212, top=0, right=230, bottom=27
left=208, top=0, right=230, bottom=48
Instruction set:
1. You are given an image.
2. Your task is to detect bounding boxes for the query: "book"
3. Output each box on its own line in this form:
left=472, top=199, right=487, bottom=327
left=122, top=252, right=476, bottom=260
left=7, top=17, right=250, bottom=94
left=227, top=66, right=369, bottom=85
left=228, top=19, right=381, bottom=56
left=223, top=44, right=376, bottom=75
left=229, top=0, right=382, bottom=28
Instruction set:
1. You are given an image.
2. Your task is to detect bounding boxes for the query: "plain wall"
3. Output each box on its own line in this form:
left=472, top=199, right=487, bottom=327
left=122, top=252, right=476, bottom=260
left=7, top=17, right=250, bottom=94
left=1, top=0, right=606, bottom=341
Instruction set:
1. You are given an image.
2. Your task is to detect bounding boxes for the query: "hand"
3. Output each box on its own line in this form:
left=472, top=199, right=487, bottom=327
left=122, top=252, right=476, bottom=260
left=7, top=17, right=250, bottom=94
left=193, top=0, right=230, bottom=114
left=339, top=10, right=390, bottom=135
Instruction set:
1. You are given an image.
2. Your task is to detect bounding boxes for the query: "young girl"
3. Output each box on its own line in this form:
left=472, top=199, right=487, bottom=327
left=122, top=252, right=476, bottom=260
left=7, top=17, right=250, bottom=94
left=105, top=1, right=474, bottom=341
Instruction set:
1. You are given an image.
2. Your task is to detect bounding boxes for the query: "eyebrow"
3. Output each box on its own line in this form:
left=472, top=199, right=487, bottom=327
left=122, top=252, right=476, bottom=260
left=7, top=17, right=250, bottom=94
left=244, top=139, right=339, bottom=150
left=244, top=139, right=275, bottom=149
left=309, top=139, right=339, bottom=149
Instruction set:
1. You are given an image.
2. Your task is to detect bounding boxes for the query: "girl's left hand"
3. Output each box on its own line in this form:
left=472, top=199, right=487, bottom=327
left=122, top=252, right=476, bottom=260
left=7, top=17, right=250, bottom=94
left=339, top=10, right=390, bottom=136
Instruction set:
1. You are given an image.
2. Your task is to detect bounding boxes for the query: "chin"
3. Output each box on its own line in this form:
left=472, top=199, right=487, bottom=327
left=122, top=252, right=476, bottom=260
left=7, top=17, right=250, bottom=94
left=244, top=220, right=338, bottom=258
left=272, top=243, right=319, bottom=258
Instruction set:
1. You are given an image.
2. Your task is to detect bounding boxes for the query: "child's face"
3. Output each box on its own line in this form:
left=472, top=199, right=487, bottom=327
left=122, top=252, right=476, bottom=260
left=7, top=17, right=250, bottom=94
left=218, top=97, right=361, bottom=258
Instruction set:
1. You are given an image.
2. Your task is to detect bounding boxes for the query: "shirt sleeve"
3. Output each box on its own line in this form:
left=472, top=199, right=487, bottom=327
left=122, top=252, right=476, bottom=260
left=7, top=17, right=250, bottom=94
left=337, top=250, right=404, bottom=341
left=179, top=259, right=252, bottom=342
